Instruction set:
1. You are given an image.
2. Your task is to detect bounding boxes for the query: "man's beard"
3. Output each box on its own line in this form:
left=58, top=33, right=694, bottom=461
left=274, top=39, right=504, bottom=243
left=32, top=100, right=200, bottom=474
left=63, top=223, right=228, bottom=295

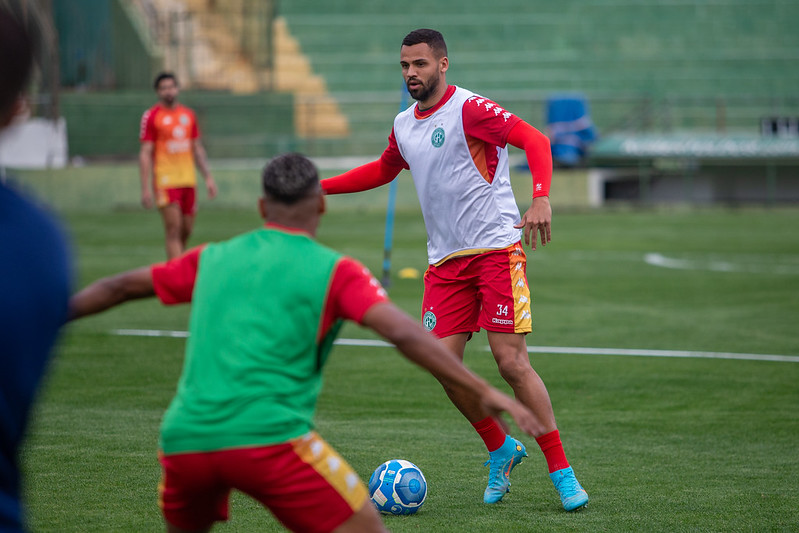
left=407, top=75, right=440, bottom=103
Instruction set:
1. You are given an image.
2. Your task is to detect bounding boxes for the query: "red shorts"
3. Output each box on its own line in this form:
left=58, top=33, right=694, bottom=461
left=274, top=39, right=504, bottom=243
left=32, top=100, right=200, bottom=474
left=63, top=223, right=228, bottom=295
left=156, top=187, right=196, bottom=215
left=158, top=432, right=369, bottom=533
left=421, top=243, right=532, bottom=338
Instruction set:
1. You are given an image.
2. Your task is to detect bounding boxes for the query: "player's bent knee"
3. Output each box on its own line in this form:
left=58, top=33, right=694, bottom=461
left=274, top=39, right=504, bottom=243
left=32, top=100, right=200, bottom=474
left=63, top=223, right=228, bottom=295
left=496, top=356, right=534, bottom=384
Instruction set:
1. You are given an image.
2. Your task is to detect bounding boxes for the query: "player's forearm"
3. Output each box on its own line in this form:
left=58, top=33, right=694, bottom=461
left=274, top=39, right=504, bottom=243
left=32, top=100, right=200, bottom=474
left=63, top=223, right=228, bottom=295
left=321, top=159, right=401, bottom=195
left=399, top=327, right=498, bottom=402
left=508, top=121, right=552, bottom=199
left=364, top=303, right=492, bottom=395
left=192, top=141, right=212, bottom=179
left=68, top=268, right=155, bottom=321
left=139, top=148, right=153, bottom=191
left=411, top=340, right=493, bottom=396
left=362, top=303, right=541, bottom=435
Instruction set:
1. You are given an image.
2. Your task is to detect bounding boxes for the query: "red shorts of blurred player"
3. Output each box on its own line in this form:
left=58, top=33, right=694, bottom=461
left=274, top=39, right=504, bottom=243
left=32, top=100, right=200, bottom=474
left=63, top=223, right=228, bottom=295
left=156, top=187, right=196, bottom=215
left=158, top=431, right=369, bottom=533
left=421, top=242, right=532, bottom=338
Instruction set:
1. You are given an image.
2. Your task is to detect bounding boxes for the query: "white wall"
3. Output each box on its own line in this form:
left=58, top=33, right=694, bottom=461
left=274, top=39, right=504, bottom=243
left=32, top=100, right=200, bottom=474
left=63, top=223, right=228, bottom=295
left=0, top=117, right=68, bottom=169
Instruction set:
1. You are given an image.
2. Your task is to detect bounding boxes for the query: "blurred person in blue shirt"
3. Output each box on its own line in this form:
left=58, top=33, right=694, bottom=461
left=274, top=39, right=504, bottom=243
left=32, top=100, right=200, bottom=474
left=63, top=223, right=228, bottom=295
left=0, top=5, right=72, bottom=531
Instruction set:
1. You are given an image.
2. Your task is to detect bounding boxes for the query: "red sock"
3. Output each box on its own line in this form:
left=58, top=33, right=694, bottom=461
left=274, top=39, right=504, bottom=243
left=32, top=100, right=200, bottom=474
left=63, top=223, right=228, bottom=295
left=471, top=417, right=507, bottom=452
left=535, top=429, right=570, bottom=473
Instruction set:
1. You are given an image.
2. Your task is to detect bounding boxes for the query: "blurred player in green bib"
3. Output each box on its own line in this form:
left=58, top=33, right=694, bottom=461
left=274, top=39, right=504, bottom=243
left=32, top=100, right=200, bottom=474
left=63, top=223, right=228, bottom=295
left=69, top=153, right=541, bottom=533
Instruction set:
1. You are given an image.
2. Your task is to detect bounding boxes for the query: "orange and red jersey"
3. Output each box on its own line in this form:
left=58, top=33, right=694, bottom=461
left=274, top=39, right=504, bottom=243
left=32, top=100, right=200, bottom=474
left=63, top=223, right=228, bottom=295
left=140, top=104, right=200, bottom=189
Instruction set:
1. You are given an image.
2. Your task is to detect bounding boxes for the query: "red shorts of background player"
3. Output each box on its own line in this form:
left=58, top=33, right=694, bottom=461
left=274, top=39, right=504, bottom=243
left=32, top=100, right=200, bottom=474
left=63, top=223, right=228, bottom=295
left=421, top=242, right=533, bottom=338
left=156, top=186, right=196, bottom=215
left=158, top=431, right=369, bottom=533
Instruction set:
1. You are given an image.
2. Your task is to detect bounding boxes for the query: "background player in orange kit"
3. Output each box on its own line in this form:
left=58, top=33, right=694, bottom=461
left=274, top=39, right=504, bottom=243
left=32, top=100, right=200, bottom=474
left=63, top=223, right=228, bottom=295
left=139, top=72, right=218, bottom=259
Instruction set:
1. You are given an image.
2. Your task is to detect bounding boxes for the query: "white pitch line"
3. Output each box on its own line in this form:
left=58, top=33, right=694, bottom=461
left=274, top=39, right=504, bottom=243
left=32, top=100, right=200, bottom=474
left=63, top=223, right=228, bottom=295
left=521, top=345, right=799, bottom=363
left=334, top=338, right=393, bottom=347
left=109, top=329, right=798, bottom=363
left=111, top=328, right=188, bottom=338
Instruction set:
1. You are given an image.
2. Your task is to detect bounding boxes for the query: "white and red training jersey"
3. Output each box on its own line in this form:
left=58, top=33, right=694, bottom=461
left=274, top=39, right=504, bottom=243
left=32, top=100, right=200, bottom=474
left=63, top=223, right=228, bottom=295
left=382, top=85, right=523, bottom=265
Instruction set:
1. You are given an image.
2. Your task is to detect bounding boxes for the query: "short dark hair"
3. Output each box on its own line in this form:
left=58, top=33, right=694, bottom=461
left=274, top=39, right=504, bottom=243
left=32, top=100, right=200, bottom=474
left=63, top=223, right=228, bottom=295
left=261, top=153, right=320, bottom=205
left=153, top=72, right=178, bottom=90
left=0, top=6, right=35, bottom=121
left=402, top=29, right=447, bottom=58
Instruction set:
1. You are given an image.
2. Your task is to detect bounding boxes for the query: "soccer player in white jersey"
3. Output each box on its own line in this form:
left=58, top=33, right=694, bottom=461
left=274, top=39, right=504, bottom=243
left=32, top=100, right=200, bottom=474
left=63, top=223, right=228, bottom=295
left=321, top=28, right=588, bottom=511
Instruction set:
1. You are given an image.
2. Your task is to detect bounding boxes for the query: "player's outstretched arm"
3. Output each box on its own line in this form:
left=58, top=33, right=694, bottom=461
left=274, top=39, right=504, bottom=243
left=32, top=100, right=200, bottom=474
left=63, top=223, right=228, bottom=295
left=321, top=159, right=402, bottom=195
left=360, top=302, right=541, bottom=437
left=69, top=267, right=155, bottom=321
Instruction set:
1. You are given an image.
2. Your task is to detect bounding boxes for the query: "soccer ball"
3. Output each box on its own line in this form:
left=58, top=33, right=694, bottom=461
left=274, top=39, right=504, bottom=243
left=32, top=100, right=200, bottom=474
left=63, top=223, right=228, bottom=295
left=368, top=459, right=427, bottom=515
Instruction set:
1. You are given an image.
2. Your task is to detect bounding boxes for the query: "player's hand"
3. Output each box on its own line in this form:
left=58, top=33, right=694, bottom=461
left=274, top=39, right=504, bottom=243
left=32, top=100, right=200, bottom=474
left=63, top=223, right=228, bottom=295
left=141, top=190, right=153, bottom=209
left=514, top=196, right=551, bottom=251
left=206, top=176, right=218, bottom=200
left=479, top=388, right=541, bottom=437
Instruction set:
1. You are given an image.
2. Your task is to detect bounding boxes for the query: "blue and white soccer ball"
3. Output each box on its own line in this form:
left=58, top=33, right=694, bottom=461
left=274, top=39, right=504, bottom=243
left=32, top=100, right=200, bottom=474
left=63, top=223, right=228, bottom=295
left=368, top=459, right=427, bottom=515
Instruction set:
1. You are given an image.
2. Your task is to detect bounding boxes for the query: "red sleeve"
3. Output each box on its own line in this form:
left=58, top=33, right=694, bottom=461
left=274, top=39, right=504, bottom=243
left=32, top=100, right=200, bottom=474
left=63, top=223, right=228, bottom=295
left=507, top=121, right=553, bottom=198
left=320, top=157, right=403, bottom=195
left=461, top=96, right=522, bottom=146
left=150, top=246, right=205, bottom=304
left=139, top=106, right=158, bottom=142
left=381, top=128, right=409, bottom=170
left=318, top=257, right=388, bottom=340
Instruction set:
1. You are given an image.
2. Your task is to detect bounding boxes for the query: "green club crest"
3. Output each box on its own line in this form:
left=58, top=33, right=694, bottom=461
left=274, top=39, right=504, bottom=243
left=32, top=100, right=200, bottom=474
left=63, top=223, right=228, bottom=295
left=431, top=127, right=445, bottom=148
left=422, top=311, right=437, bottom=331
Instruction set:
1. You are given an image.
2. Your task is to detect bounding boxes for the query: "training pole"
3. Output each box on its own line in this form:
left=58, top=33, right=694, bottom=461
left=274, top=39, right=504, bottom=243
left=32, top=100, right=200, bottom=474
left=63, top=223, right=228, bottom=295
left=380, top=83, right=410, bottom=288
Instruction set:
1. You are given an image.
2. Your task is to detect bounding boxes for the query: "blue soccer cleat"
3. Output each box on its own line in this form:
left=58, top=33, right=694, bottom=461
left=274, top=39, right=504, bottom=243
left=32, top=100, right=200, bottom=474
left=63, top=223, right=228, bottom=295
left=550, top=466, right=588, bottom=511
left=483, top=436, right=527, bottom=504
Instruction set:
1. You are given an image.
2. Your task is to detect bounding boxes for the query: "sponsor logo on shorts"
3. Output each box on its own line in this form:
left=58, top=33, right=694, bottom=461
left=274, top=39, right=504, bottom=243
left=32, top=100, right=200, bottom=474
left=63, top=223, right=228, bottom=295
left=423, top=311, right=436, bottom=331
left=492, top=317, right=514, bottom=325
left=431, top=127, right=445, bottom=148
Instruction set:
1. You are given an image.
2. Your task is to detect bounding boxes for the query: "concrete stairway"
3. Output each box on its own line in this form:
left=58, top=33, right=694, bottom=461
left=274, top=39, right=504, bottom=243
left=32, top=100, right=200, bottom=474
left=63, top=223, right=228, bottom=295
left=147, top=0, right=349, bottom=137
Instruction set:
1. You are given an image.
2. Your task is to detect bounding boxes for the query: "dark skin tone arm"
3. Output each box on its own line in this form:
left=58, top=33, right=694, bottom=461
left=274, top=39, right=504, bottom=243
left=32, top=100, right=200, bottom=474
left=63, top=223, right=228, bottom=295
left=67, top=266, right=539, bottom=438
left=68, top=267, right=154, bottom=321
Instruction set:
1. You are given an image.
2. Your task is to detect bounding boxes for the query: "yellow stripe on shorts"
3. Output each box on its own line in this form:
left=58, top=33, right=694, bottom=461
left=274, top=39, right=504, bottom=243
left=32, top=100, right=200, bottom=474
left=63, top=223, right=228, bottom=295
left=291, top=431, right=368, bottom=511
left=508, top=243, right=532, bottom=334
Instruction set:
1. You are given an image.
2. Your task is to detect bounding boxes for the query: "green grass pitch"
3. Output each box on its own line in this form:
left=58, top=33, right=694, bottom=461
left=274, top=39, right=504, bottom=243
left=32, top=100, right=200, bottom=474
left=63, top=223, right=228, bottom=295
left=16, top=165, right=799, bottom=532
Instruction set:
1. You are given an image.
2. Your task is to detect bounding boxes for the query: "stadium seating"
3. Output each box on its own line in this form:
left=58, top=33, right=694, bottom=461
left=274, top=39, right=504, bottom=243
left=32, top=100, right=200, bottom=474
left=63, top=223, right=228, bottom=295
left=281, top=1, right=798, bottom=97
left=280, top=0, right=799, bottom=148
left=52, top=0, right=799, bottom=159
